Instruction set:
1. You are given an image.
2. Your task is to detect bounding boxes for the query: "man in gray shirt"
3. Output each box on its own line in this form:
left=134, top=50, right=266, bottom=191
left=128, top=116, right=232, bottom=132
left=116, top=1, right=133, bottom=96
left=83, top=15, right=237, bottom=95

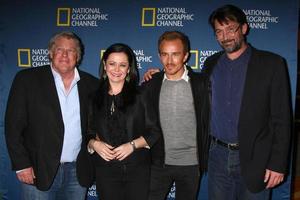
left=143, top=31, right=209, bottom=200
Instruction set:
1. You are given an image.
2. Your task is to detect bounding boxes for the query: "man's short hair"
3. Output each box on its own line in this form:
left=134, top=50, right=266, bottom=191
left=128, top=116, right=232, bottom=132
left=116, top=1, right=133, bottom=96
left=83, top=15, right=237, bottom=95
left=209, top=4, right=248, bottom=30
left=158, top=31, right=190, bottom=54
left=48, top=31, right=84, bottom=64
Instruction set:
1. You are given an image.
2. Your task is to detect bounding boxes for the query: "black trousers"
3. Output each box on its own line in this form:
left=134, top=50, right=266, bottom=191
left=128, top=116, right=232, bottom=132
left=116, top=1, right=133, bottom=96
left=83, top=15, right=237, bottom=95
left=148, top=164, right=201, bottom=200
left=95, top=163, right=150, bottom=200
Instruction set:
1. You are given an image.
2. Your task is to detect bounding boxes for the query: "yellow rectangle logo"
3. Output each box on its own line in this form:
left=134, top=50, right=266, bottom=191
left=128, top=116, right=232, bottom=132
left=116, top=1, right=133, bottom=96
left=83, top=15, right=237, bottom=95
left=142, top=8, right=156, bottom=27
left=190, top=50, right=198, bottom=70
left=57, top=8, right=71, bottom=26
left=18, top=49, right=31, bottom=67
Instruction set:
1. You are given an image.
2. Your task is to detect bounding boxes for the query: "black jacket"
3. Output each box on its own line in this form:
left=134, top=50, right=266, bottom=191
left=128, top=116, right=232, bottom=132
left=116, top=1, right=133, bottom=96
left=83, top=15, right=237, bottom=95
left=5, top=65, right=98, bottom=190
left=203, top=46, right=291, bottom=192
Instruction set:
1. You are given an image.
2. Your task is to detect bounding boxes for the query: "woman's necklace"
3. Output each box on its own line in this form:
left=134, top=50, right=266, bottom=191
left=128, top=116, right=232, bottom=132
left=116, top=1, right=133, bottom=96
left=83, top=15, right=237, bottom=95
left=110, top=97, right=115, bottom=115
left=109, top=86, right=121, bottom=115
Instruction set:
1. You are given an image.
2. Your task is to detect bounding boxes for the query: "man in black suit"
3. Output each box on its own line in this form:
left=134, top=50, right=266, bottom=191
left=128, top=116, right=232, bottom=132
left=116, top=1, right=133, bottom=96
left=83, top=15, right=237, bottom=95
left=5, top=31, right=98, bottom=199
left=143, top=31, right=210, bottom=200
left=203, top=5, right=291, bottom=199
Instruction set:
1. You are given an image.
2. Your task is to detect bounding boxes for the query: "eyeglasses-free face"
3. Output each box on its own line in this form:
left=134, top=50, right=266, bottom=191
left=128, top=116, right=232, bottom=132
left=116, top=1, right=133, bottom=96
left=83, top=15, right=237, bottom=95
left=104, top=52, right=129, bottom=85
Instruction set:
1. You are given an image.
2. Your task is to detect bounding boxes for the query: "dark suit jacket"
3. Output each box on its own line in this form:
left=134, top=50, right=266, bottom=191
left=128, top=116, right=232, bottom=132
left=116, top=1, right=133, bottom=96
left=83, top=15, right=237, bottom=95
left=203, top=46, right=291, bottom=192
left=142, top=66, right=210, bottom=173
left=5, top=65, right=98, bottom=191
left=77, top=86, right=161, bottom=187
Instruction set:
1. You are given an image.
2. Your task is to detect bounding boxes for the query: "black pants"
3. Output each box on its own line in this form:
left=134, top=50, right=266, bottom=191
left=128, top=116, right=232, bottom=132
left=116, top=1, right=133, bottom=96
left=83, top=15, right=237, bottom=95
left=95, top=163, right=150, bottom=200
left=148, top=165, right=201, bottom=200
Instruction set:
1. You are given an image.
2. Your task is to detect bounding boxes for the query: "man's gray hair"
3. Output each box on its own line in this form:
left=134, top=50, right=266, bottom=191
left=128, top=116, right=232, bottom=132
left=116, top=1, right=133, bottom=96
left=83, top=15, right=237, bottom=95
left=48, top=31, right=84, bottom=65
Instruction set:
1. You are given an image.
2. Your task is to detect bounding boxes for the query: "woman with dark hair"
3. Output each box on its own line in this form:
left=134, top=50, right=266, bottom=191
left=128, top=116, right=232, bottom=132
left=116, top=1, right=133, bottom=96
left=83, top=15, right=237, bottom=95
left=81, top=43, right=160, bottom=200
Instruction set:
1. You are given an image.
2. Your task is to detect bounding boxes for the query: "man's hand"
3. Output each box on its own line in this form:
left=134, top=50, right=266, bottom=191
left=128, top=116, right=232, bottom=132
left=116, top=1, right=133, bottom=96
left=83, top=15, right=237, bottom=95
left=264, top=169, right=284, bottom=189
left=17, top=167, right=35, bottom=184
left=143, top=68, right=160, bottom=82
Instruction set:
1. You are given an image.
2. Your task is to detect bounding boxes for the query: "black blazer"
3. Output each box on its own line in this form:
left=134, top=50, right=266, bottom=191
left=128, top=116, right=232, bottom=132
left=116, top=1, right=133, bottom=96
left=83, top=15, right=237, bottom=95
left=203, top=46, right=291, bottom=192
left=142, top=66, right=210, bottom=173
left=77, top=86, right=161, bottom=187
left=5, top=65, right=98, bottom=190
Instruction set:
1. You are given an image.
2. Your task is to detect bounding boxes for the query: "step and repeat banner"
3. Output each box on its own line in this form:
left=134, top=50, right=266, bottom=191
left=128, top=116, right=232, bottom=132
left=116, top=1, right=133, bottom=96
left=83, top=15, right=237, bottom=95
left=0, top=0, right=298, bottom=199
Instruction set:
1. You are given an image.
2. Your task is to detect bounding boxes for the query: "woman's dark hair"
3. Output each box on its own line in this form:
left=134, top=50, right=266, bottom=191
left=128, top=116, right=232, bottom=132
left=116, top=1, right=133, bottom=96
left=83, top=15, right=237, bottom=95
left=99, top=43, right=139, bottom=83
left=95, top=43, right=139, bottom=108
left=209, top=4, right=248, bottom=30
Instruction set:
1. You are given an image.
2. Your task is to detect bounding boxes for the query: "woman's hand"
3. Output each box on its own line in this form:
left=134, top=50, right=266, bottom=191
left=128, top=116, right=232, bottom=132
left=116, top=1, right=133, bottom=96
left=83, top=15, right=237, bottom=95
left=90, top=139, right=115, bottom=161
left=113, top=142, right=134, bottom=161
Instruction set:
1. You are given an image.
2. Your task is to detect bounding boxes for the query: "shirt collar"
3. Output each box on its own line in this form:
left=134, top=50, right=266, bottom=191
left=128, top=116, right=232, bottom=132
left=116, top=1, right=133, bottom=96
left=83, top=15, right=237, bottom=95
left=50, top=64, right=80, bottom=83
left=163, top=65, right=189, bottom=82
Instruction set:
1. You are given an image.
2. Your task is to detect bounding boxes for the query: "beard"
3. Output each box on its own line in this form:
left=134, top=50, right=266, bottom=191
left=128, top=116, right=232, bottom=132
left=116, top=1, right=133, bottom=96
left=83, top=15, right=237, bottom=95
left=220, top=38, right=242, bottom=53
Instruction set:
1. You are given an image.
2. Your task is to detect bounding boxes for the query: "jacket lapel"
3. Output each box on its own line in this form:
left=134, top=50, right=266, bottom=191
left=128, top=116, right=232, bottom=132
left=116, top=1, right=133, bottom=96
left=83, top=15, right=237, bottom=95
left=238, top=47, right=259, bottom=125
left=42, top=66, right=64, bottom=133
left=77, top=71, right=88, bottom=136
left=152, top=73, right=164, bottom=117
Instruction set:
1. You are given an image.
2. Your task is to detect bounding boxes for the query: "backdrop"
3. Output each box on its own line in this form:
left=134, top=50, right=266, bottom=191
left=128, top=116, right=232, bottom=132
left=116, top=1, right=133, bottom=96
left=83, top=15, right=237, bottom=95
left=0, top=0, right=298, bottom=199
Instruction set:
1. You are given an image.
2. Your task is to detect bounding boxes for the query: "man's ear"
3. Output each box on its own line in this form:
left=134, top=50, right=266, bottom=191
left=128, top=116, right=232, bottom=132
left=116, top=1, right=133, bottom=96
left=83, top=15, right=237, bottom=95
left=242, top=23, right=249, bottom=35
left=49, top=51, right=53, bottom=60
left=183, top=52, right=189, bottom=63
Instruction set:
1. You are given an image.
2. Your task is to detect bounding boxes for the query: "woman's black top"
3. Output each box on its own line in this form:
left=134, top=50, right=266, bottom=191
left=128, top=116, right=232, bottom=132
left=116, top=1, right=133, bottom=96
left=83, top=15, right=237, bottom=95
left=105, top=93, right=127, bottom=147
left=87, top=86, right=161, bottom=166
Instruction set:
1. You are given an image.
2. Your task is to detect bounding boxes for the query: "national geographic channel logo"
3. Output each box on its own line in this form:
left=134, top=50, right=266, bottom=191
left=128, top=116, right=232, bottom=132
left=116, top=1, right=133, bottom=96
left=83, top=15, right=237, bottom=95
left=17, top=48, right=50, bottom=67
left=141, top=7, right=194, bottom=27
left=244, top=9, right=279, bottom=29
left=57, top=7, right=109, bottom=27
left=100, top=49, right=153, bottom=69
left=188, top=49, right=218, bottom=70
